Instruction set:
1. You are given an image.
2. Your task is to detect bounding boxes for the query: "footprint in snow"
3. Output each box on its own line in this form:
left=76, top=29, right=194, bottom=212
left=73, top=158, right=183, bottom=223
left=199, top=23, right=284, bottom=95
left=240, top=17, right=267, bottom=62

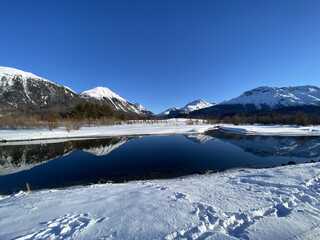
left=15, top=213, right=102, bottom=240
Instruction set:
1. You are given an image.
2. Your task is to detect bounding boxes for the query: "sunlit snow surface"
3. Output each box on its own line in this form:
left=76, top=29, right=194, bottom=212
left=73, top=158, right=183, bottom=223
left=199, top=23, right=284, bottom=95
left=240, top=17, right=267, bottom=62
left=1, top=163, right=320, bottom=239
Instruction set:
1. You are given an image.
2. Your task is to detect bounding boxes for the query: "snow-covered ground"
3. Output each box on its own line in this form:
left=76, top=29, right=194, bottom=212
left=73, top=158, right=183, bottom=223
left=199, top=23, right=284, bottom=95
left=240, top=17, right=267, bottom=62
left=1, top=163, right=319, bottom=240
left=0, top=119, right=218, bottom=142
left=220, top=124, right=320, bottom=136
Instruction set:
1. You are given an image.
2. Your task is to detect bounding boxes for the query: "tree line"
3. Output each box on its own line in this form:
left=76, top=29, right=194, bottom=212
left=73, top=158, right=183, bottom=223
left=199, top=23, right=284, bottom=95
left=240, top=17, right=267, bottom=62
left=203, top=112, right=320, bottom=126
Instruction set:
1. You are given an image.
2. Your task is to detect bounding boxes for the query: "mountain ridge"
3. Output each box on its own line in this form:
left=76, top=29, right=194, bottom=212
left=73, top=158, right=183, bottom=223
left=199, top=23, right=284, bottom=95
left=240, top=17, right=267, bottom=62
left=157, top=99, right=215, bottom=117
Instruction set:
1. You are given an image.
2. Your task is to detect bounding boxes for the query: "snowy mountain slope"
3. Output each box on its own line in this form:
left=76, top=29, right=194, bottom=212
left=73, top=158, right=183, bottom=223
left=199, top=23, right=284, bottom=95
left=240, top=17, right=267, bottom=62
left=158, top=99, right=215, bottom=117
left=157, top=107, right=182, bottom=117
left=134, top=103, right=155, bottom=117
left=80, top=87, right=143, bottom=116
left=134, top=103, right=147, bottom=112
left=224, top=85, right=320, bottom=109
left=182, top=99, right=216, bottom=113
left=0, top=66, right=86, bottom=114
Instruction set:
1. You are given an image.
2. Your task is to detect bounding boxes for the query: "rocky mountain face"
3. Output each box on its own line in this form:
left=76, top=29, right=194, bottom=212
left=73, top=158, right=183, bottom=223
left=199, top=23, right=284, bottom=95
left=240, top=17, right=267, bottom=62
left=0, top=67, right=86, bottom=115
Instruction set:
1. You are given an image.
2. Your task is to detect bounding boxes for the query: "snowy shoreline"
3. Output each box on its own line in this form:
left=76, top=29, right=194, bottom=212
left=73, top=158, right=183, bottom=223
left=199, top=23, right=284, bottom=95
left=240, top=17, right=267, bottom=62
left=0, top=119, right=218, bottom=143
left=220, top=124, right=320, bottom=136
left=1, top=120, right=320, bottom=143
left=1, top=162, right=319, bottom=239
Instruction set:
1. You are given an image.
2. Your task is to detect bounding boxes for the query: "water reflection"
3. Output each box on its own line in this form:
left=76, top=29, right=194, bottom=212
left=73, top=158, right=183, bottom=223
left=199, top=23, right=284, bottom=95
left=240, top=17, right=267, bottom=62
left=0, top=137, right=131, bottom=176
left=203, top=130, right=320, bottom=159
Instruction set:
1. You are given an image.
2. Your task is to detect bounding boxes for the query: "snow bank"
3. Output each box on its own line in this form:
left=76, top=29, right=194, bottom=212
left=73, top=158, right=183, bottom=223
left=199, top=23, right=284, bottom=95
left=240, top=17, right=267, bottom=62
left=0, top=119, right=218, bottom=142
left=220, top=124, right=320, bottom=136
left=1, top=163, right=319, bottom=239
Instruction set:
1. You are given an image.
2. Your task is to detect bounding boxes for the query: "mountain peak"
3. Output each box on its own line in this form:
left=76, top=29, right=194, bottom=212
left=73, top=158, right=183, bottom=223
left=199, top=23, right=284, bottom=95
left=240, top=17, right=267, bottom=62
left=134, top=103, right=155, bottom=117
left=80, top=86, right=126, bottom=102
left=134, top=103, right=147, bottom=111
left=182, top=99, right=215, bottom=113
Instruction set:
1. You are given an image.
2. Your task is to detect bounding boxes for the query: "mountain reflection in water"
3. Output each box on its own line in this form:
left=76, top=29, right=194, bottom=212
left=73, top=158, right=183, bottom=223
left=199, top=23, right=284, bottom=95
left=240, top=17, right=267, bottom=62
left=204, top=130, right=320, bottom=159
left=0, top=137, right=131, bottom=176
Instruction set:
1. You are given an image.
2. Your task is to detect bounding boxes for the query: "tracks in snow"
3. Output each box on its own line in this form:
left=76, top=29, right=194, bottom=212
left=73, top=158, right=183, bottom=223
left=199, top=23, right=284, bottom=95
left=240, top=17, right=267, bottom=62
left=165, top=173, right=320, bottom=240
left=15, top=213, right=105, bottom=240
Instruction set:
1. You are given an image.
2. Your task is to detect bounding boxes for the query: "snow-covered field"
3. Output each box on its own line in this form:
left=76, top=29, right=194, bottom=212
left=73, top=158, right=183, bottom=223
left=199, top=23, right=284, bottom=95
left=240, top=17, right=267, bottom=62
left=0, top=119, right=218, bottom=142
left=220, top=124, right=320, bottom=136
left=1, top=163, right=319, bottom=240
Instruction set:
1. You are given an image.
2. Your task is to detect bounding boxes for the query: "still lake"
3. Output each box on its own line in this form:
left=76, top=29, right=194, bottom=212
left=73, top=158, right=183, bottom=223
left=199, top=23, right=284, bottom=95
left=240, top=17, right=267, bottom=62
left=0, top=130, right=319, bottom=195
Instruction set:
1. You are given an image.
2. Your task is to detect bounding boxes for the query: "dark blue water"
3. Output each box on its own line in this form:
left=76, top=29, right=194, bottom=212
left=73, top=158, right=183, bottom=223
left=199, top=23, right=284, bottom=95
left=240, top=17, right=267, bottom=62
left=0, top=131, right=319, bottom=194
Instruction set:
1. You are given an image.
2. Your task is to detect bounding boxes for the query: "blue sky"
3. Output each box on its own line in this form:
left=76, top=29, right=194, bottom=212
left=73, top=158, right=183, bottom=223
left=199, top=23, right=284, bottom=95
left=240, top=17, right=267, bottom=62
left=1, top=0, right=320, bottom=113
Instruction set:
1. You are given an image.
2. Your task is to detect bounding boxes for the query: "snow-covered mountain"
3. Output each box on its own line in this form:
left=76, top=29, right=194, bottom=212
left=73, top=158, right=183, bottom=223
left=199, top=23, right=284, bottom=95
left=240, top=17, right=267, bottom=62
left=80, top=87, right=143, bottom=116
left=191, top=85, right=320, bottom=117
left=134, top=103, right=155, bottom=117
left=0, top=66, right=86, bottom=114
left=224, top=86, right=320, bottom=109
left=158, top=99, right=215, bottom=117
left=157, top=107, right=182, bottom=117
left=182, top=99, right=216, bottom=113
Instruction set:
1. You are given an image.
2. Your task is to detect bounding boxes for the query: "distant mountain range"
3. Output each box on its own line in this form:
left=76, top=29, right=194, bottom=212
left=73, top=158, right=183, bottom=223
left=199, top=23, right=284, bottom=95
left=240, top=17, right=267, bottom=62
left=1, top=66, right=320, bottom=118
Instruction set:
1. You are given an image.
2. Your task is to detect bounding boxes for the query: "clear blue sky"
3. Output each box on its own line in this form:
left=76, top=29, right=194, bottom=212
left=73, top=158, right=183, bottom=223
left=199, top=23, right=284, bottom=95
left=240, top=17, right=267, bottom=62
left=1, top=0, right=320, bottom=113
